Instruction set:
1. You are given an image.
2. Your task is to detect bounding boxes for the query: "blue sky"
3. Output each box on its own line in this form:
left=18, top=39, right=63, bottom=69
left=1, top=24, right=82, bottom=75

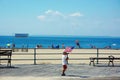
left=0, top=0, right=120, bottom=37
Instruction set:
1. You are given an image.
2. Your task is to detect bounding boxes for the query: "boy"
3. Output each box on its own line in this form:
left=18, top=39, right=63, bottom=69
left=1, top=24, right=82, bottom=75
left=61, top=52, right=69, bottom=76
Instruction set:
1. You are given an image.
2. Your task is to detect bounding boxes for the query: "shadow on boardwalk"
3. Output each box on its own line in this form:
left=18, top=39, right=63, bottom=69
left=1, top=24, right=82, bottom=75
left=0, top=64, right=120, bottom=80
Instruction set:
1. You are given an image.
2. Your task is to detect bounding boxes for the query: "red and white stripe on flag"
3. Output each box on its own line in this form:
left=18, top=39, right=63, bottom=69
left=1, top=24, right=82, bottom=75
left=64, top=47, right=72, bottom=52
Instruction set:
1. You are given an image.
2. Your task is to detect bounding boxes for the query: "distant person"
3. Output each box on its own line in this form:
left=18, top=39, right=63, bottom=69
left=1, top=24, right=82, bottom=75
left=75, top=40, right=80, bottom=48
left=61, top=52, right=69, bottom=76
left=55, top=45, right=59, bottom=49
left=90, top=44, right=96, bottom=49
left=104, top=46, right=111, bottom=49
left=51, top=44, right=54, bottom=49
left=62, top=43, right=65, bottom=49
left=12, top=43, right=15, bottom=48
left=36, top=44, right=40, bottom=48
left=12, top=43, right=16, bottom=52
left=7, top=43, right=11, bottom=48
left=39, top=44, right=42, bottom=48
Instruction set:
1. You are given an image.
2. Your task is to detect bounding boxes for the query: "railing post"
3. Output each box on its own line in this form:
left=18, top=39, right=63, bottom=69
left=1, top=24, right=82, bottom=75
left=97, top=48, right=99, bottom=64
left=34, top=48, right=37, bottom=65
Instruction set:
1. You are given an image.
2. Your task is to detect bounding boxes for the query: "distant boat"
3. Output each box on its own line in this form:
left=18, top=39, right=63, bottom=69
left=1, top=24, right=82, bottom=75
left=15, top=33, right=29, bottom=37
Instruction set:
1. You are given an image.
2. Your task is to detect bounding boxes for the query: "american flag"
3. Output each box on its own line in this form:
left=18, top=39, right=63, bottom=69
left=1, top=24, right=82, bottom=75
left=64, top=46, right=74, bottom=52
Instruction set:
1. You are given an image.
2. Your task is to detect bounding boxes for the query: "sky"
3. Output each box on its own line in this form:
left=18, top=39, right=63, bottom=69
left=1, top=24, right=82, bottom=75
left=0, top=0, right=120, bottom=37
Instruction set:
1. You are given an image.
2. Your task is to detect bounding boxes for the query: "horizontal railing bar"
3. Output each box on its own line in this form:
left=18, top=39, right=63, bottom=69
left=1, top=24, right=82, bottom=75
left=12, top=53, right=98, bottom=55
left=11, top=58, right=89, bottom=60
left=11, top=53, right=120, bottom=56
left=11, top=59, right=34, bottom=60
left=36, top=53, right=97, bottom=55
left=12, top=53, right=34, bottom=55
left=99, top=53, right=120, bottom=54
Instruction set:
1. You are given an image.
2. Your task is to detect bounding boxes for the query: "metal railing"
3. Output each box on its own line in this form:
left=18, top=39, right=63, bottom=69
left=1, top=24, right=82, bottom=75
left=1, top=48, right=120, bottom=65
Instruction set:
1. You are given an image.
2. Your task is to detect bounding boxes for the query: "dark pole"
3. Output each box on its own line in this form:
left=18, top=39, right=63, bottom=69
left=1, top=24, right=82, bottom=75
left=34, top=48, right=37, bottom=65
left=97, top=48, right=99, bottom=64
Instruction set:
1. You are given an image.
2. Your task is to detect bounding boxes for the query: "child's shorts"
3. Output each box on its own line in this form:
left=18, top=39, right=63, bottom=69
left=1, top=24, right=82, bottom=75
left=63, top=65, right=67, bottom=70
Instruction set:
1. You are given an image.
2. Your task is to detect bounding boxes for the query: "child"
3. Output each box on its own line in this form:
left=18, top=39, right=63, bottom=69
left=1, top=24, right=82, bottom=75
left=61, top=52, right=69, bottom=76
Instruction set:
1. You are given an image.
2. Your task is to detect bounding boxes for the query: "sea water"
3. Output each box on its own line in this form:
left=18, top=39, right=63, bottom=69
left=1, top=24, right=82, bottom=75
left=0, top=36, right=120, bottom=49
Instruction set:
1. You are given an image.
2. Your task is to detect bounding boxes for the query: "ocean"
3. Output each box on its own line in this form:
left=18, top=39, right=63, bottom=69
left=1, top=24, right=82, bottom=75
left=0, top=36, right=120, bottom=49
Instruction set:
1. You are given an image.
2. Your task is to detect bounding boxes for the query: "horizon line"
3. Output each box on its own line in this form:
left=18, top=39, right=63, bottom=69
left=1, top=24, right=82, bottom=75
left=0, top=34, right=120, bottom=38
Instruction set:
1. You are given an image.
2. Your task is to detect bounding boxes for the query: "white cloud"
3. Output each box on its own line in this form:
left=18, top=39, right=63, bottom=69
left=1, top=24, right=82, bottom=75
left=45, top=10, right=64, bottom=16
left=45, top=10, right=53, bottom=14
left=69, top=12, right=83, bottom=17
left=37, top=10, right=83, bottom=21
left=37, top=15, right=46, bottom=21
left=54, top=11, right=63, bottom=16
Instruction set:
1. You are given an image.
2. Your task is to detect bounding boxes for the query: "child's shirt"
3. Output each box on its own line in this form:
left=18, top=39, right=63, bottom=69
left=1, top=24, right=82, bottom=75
left=62, top=54, right=68, bottom=65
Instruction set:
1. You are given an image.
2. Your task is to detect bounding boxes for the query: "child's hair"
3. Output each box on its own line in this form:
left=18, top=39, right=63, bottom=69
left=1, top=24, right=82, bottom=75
left=63, top=52, right=69, bottom=55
